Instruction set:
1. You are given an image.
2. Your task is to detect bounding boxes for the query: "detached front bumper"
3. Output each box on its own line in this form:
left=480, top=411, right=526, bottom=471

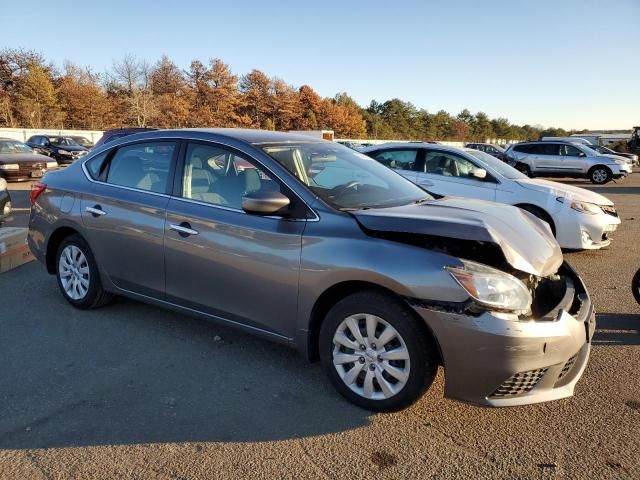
left=414, top=262, right=595, bottom=407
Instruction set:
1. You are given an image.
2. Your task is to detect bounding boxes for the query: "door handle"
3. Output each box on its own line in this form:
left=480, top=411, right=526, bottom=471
left=86, top=205, right=107, bottom=217
left=170, top=223, right=199, bottom=237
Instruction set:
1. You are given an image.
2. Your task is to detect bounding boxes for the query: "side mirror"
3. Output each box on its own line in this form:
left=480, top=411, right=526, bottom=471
left=471, top=168, right=487, bottom=179
left=242, top=190, right=290, bottom=215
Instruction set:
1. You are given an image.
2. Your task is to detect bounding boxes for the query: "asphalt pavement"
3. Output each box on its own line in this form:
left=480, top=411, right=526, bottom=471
left=0, top=175, right=638, bottom=479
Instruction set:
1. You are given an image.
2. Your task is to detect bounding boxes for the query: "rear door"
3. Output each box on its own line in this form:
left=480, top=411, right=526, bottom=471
left=367, top=148, right=420, bottom=183
left=163, top=141, right=306, bottom=338
left=532, top=143, right=562, bottom=174
left=416, top=150, right=497, bottom=201
left=80, top=141, right=177, bottom=298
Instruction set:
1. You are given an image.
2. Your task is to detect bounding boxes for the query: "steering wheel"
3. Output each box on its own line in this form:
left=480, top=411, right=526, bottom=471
left=331, top=181, right=361, bottom=198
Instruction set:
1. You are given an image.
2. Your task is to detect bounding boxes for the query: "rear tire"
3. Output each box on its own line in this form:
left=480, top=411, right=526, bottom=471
left=589, top=166, right=612, bottom=184
left=55, top=234, right=113, bottom=309
left=319, top=291, right=438, bottom=412
left=515, top=163, right=532, bottom=177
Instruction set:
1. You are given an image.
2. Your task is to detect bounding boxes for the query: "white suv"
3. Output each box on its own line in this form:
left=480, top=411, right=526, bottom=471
left=505, top=141, right=632, bottom=184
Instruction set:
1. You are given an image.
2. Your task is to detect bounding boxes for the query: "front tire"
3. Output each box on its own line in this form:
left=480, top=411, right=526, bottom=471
left=632, top=269, right=640, bottom=305
left=589, top=166, right=612, bottom=184
left=319, top=291, right=438, bottom=412
left=56, top=234, right=112, bottom=309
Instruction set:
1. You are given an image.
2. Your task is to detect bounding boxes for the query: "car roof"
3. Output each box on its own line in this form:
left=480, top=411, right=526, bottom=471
left=514, top=140, right=585, bottom=145
left=361, top=142, right=467, bottom=155
left=104, top=128, right=328, bottom=146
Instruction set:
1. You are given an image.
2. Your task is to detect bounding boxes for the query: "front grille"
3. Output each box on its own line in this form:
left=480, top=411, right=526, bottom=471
left=555, top=354, right=578, bottom=384
left=600, top=205, right=618, bottom=217
left=490, top=368, right=547, bottom=398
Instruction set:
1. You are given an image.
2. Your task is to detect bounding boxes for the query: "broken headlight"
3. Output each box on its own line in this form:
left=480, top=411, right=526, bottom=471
left=446, top=260, right=532, bottom=314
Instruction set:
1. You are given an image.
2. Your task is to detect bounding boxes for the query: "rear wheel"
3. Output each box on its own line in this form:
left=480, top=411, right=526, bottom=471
left=515, top=163, right=532, bottom=177
left=319, top=291, right=438, bottom=412
left=56, top=234, right=112, bottom=309
left=589, top=166, right=612, bottom=184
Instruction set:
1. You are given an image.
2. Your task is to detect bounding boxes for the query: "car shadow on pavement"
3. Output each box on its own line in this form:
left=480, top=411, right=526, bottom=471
left=592, top=313, right=640, bottom=346
left=0, top=265, right=371, bottom=450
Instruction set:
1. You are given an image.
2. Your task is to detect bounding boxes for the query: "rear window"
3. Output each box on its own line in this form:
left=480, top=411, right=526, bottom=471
left=513, top=144, right=536, bottom=154
left=105, top=142, right=175, bottom=193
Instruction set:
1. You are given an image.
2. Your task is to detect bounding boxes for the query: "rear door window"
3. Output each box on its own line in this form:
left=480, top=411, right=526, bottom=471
left=539, top=144, right=560, bottom=156
left=105, top=142, right=176, bottom=193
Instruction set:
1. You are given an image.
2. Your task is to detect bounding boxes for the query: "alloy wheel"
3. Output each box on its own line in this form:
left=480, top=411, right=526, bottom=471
left=592, top=169, right=608, bottom=183
left=332, top=313, right=411, bottom=400
left=59, top=245, right=90, bottom=300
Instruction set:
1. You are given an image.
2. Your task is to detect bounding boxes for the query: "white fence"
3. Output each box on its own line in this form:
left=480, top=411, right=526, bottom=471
left=0, top=128, right=104, bottom=143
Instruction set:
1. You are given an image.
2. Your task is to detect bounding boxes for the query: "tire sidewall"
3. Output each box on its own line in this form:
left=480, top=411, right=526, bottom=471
left=55, top=235, right=102, bottom=309
left=319, top=292, right=437, bottom=412
left=516, top=163, right=532, bottom=177
left=590, top=166, right=611, bottom=184
left=632, top=270, right=640, bottom=305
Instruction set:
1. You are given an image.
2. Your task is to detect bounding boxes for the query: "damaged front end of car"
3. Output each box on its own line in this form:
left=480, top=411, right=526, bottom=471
left=351, top=199, right=595, bottom=406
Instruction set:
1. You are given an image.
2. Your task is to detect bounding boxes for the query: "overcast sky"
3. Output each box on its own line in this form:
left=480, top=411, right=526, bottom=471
left=4, top=0, right=639, bottom=130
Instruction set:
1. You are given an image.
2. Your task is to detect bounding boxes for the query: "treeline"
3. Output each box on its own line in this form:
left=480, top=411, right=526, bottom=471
left=0, top=48, right=578, bottom=141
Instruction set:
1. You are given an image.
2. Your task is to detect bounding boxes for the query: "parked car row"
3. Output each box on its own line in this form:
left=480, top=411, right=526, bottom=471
left=29, top=129, right=595, bottom=412
left=504, top=141, right=633, bottom=184
left=466, top=140, right=635, bottom=184
left=0, top=137, right=61, bottom=182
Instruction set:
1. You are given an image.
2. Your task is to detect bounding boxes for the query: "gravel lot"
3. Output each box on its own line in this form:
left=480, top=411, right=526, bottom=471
left=1, top=174, right=639, bottom=479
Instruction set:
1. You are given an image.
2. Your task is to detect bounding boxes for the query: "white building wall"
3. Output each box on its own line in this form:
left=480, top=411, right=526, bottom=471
left=0, top=128, right=104, bottom=143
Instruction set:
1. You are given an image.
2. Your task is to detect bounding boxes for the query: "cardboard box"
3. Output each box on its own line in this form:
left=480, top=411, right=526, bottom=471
left=0, top=227, right=34, bottom=273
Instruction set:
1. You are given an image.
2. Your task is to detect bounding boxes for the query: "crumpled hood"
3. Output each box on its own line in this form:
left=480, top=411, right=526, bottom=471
left=516, top=178, right=613, bottom=206
left=0, top=153, right=53, bottom=164
left=352, top=197, right=563, bottom=277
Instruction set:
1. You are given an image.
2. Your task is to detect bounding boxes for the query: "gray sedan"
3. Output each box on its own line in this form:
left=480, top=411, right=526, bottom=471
left=28, top=129, right=595, bottom=411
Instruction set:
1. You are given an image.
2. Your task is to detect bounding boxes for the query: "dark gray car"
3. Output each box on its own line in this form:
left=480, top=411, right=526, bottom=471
left=28, top=129, right=595, bottom=411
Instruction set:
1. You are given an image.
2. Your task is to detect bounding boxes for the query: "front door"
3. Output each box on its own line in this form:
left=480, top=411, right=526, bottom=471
left=416, top=150, right=497, bottom=201
left=80, top=140, right=177, bottom=297
left=559, top=143, right=588, bottom=174
left=164, top=141, right=305, bottom=338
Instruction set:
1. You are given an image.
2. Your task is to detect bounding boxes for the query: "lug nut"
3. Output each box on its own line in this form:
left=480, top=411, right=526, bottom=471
left=371, top=343, right=377, bottom=350
left=377, top=355, right=383, bottom=362
left=359, top=357, right=365, bottom=364
left=360, top=344, right=366, bottom=351
left=369, top=364, right=376, bottom=371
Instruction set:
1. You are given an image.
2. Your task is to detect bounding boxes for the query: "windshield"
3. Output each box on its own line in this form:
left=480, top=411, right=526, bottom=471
left=467, top=149, right=527, bottom=180
left=50, top=137, right=80, bottom=146
left=260, top=142, right=432, bottom=210
left=71, top=136, right=91, bottom=146
left=0, top=140, right=33, bottom=154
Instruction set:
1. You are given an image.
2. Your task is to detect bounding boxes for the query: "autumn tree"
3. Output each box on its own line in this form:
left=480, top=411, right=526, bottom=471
left=239, top=69, right=273, bottom=128
left=150, top=55, right=189, bottom=128
left=109, top=54, right=156, bottom=127
left=57, top=62, right=110, bottom=129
